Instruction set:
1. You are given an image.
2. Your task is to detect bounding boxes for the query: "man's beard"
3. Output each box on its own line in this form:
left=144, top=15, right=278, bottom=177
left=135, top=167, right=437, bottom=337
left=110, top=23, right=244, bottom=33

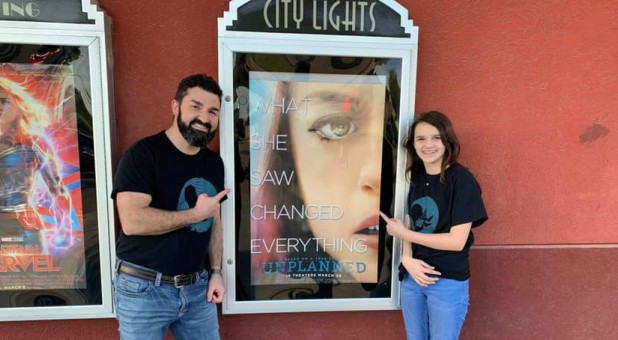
left=177, top=108, right=217, bottom=148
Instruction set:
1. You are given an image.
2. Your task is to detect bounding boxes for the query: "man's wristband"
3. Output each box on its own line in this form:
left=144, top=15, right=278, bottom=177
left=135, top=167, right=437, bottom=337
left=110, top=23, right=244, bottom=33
left=209, top=268, right=222, bottom=276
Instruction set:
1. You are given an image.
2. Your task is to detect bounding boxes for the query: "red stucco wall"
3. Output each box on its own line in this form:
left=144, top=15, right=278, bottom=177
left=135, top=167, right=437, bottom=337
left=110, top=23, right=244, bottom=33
left=2, top=0, right=617, bottom=339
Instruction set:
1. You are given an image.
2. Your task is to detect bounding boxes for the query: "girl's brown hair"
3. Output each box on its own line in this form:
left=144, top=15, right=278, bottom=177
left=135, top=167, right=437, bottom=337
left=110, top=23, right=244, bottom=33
left=403, top=111, right=461, bottom=182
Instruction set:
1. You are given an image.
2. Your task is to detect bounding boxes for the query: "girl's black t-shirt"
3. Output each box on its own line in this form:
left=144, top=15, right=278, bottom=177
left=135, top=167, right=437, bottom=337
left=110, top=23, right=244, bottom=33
left=406, top=165, right=488, bottom=281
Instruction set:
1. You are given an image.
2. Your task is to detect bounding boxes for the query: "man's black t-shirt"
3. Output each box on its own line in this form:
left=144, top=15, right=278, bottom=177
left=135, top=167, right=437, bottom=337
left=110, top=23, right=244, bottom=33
left=112, top=131, right=224, bottom=275
left=407, top=165, right=488, bottom=281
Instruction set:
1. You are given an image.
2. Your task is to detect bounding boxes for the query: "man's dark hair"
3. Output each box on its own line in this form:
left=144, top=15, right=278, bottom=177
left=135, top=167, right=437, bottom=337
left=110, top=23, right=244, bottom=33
left=174, top=73, right=223, bottom=103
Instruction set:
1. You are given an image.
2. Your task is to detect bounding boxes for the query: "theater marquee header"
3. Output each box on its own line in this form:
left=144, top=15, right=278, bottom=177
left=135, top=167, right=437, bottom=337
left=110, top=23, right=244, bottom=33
left=227, top=0, right=410, bottom=37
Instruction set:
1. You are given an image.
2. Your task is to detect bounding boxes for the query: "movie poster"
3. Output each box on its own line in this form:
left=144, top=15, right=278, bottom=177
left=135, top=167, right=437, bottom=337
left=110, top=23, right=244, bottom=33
left=249, top=71, right=386, bottom=285
left=0, top=63, right=86, bottom=290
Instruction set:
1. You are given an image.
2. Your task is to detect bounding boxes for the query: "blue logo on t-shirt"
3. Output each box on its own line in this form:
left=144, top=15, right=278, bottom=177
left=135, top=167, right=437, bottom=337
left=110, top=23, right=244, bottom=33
left=410, top=196, right=439, bottom=233
left=177, top=178, right=217, bottom=233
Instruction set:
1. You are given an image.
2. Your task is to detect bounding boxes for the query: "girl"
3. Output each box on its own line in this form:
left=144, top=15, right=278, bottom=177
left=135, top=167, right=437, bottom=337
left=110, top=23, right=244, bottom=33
left=380, top=111, right=488, bottom=339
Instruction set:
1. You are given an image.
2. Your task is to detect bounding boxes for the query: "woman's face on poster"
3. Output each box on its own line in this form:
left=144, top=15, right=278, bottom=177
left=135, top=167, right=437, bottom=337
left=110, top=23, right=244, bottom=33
left=288, top=80, right=385, bottom=282
left=0, top=87, right=11, bottom=116
left=0, top=86, right=20, bottom=134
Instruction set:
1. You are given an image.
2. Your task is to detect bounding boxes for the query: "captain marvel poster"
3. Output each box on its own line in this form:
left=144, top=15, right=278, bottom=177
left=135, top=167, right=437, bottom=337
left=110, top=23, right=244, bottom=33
left=0, top=63, right=86, bottom=290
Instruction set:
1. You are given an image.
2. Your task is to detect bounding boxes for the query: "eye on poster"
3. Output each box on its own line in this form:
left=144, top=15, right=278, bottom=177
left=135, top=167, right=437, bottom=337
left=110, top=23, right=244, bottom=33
left=249, top=71, right=386, bottom=286
left=0, top=63, right=86, bottom=290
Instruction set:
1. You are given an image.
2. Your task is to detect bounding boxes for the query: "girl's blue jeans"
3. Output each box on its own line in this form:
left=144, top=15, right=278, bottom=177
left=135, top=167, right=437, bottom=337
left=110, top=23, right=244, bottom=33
left=401, top=273, right=469, bottom=340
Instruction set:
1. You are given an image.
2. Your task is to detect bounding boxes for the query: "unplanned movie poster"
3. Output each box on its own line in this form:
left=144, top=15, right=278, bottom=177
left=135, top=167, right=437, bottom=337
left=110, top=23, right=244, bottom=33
left=249, top=71, right=386, bottom=286
left=0, top=63, right=87, bottom=290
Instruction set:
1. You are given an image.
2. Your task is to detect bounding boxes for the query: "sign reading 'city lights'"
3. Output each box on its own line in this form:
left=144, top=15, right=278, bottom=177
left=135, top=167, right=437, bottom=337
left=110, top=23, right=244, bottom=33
left=228, top=0, right=409, bottom=37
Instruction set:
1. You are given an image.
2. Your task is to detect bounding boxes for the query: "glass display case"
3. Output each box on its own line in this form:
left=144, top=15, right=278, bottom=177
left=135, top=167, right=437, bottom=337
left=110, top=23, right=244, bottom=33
left=0, top=0, right=116, bottom=321
left=218, top=0, right=418, bottom=314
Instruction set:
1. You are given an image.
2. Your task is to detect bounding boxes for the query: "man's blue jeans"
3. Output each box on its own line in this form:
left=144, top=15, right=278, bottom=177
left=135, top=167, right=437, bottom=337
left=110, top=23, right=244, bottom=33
left=401, top=273, right=469, bottom=340
left=112, top=261, right=220, bottom=340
